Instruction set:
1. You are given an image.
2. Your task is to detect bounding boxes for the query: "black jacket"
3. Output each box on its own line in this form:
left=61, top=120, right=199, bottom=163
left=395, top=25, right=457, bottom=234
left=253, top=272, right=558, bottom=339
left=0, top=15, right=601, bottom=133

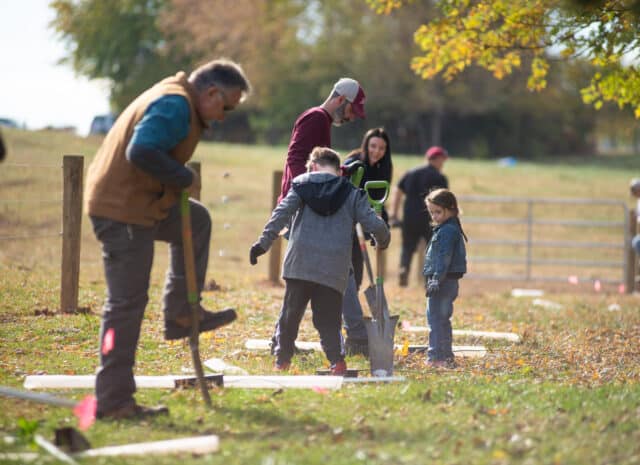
left=398, top=164, right=448, bottom=229
left=344, top=152, right=392, bottom=221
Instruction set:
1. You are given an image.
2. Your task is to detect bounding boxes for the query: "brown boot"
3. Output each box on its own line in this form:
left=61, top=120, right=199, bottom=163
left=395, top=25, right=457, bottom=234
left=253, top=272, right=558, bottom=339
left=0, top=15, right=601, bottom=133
left=165, top=307, right=237, bottom=340
left=97, top=403, right=169, bottom=420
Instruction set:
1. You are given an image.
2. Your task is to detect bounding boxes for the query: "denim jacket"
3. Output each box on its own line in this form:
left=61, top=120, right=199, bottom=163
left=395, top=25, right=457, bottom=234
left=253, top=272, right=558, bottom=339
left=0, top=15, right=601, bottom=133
left=423, top=217, right=467, bottom=282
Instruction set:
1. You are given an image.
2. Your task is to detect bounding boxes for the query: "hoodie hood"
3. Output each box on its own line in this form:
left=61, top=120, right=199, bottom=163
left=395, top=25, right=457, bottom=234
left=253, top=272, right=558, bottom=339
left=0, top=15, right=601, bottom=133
left=292, top=172, right=354, bottom=216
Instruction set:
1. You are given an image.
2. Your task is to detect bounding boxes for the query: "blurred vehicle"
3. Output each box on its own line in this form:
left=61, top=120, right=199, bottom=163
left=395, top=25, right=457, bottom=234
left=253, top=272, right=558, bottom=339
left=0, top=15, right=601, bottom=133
left=0, top=117, right=19, bottom=128
left=89, top=114, right=116, bottom=135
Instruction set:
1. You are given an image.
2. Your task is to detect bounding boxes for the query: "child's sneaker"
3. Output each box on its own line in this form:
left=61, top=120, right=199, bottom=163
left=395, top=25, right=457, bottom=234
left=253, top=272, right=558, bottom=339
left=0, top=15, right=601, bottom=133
left=330, top=360, right=347, bottom=375
left=426, top=358, right=456, bottom=369
left=426, top=359, right=447, bottom=369
left=274, top=360, right=291, bottom=372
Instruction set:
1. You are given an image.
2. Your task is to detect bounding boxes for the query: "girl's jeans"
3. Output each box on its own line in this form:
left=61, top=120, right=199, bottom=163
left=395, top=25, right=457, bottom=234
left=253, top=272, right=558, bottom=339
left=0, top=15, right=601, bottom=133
left=426, top=278, right=459, bottom=361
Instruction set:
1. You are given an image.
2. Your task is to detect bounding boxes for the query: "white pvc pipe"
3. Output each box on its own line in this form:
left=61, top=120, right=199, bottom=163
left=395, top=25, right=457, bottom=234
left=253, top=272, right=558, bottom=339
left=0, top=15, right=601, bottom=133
left=24, top=375, right=344, bottom=390
left=401, top=328, right=521, bottom=343
left=244, top=338, right=489, bottom=357
left=76, top=435, right=219, bottom=457
left=34, top=435, right=78, bottom=465
left=24, top=375, right=176, bottom=390
left=223, top=376, right=343, bottom=389
left=343, top=376, right=406, bottom=384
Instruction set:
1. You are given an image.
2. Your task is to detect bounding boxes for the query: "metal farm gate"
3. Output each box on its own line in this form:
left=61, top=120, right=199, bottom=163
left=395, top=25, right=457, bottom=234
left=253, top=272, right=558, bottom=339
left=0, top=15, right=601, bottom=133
left=457, top=196, right=633, bottom=291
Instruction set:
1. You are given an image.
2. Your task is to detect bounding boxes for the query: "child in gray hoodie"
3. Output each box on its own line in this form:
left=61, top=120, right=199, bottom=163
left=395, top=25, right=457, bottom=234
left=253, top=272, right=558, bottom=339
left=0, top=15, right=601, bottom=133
left=250, top=147, right=390, bottom=374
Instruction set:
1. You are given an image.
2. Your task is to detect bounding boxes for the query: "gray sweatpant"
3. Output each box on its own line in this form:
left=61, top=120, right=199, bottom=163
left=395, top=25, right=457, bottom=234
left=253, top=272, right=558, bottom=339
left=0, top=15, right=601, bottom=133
left=90, top=199, right=211, bottom=414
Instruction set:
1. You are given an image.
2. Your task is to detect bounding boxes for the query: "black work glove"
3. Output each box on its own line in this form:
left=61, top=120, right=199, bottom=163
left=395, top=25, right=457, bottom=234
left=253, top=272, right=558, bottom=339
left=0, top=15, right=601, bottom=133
left=340, top=159, right=365, bottom=177
left=249, top=242, right=266, bottom=265
left=389, top=216, right=402, bottom=228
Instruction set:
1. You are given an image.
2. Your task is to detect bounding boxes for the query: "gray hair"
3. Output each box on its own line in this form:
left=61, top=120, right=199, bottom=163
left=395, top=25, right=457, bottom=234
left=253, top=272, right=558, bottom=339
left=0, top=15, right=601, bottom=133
left=189, top=58, right=251, bottom=101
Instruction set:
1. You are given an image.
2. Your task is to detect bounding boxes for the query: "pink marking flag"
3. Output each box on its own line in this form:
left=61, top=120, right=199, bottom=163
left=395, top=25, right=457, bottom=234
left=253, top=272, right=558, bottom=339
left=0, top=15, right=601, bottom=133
left=102, top=328, right=115, bottom=355
left=618, top=284, right=626, bottom=294
left=401, top=320, right=412, bottom=330
left=568, top=275, right=579, bottom=285
left=594, top=280, right=602, bottom=292
left=311, top=386, right=329, bottom=395
left=73, top=395, right=97, bottom=430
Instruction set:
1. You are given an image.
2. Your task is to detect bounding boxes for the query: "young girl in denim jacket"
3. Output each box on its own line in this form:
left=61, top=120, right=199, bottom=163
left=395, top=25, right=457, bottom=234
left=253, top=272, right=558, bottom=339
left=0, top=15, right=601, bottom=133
left=423, top=188, right=467, bottom=367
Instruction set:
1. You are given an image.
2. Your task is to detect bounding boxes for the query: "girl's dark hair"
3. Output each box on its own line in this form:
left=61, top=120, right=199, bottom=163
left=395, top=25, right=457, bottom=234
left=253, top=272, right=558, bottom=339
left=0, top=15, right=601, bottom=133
left=426, top=188, right=468, bottom=242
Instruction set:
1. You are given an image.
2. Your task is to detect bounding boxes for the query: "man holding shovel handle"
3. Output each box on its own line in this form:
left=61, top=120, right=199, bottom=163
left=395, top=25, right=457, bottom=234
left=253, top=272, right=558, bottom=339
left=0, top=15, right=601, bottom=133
left=84, top=59, right=250, bottom=419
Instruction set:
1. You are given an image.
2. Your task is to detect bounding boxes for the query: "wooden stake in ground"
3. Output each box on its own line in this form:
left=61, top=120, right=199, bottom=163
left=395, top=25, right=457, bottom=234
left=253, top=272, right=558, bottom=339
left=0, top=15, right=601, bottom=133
left=180, top=191, right=211, bottom=408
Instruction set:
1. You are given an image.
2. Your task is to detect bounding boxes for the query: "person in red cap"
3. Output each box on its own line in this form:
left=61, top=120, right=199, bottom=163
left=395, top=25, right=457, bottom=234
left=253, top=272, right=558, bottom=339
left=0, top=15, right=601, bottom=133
left=277, top=77, right=366, bottom=203
left=389, top=146, right=449, bottom=287
left=269, top=78, right=366, bottom=355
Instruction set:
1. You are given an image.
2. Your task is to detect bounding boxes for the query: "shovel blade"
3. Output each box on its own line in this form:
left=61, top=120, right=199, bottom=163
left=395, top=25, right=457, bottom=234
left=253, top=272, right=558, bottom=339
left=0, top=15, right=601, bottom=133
left=364, top=315, right=399, bottom=377
left=364, top=285, right=389, bottom=320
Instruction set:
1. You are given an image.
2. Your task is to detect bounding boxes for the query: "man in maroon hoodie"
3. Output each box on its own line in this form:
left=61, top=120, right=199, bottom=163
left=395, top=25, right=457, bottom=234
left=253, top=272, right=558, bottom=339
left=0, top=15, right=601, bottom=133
left=278, top=78, right=366, bottom=202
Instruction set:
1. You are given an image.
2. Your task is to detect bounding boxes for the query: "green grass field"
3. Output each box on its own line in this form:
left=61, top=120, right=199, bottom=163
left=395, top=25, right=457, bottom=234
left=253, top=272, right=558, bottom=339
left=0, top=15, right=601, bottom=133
left=1, top=127, right=639, bottom=464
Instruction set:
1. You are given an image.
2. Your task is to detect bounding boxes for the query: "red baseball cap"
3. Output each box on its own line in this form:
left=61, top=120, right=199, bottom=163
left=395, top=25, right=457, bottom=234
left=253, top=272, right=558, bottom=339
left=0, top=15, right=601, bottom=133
left=426, top=146, right=448, bottom=160
left=332, top=78, right=366, bottom=119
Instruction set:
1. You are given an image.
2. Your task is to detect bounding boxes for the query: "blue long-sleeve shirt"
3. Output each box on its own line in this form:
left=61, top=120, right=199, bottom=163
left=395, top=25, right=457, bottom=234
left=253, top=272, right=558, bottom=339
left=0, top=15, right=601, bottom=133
left=125, top=94, right=194, bottom=188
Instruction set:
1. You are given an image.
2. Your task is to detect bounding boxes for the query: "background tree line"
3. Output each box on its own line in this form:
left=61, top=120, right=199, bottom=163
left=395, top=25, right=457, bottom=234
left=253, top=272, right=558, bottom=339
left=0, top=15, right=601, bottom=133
left=51, top=0, right=639, bottom=157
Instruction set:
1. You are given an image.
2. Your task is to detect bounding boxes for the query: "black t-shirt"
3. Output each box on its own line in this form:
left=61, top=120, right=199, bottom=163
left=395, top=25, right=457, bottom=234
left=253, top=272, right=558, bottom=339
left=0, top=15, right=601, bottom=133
left=398, top=164, right=448, bottom=227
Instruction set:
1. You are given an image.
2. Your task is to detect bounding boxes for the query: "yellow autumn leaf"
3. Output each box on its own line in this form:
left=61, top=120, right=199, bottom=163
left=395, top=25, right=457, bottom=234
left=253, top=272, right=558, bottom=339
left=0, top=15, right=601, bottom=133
left=493, top=449, right=508, bottom=459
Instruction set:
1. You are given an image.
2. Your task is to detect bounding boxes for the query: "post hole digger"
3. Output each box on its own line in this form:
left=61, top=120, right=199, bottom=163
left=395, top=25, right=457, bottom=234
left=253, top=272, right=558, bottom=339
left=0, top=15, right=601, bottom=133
left=357, top=179, right=399, bottom=376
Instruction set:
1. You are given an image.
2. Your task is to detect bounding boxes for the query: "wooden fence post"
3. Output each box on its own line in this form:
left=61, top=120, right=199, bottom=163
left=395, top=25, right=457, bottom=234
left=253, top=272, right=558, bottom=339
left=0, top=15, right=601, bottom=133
left=186, top=161, right=201, bottom=200
left=625, top=208, right=637, bottom=294
left=268, top=171, right=283, bottom=284
left=60, top=155, right=83, bottom=313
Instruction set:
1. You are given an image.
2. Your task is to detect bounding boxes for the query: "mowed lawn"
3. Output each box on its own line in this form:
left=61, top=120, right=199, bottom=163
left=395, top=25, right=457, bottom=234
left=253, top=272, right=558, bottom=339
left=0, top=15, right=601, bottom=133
left=0, top=128, right=639, bottom=464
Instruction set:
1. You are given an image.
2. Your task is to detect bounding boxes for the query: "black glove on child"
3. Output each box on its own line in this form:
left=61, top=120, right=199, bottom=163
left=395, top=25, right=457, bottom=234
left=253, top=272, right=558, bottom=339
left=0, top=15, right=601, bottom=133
left=249, top=242, right=266, bottom=265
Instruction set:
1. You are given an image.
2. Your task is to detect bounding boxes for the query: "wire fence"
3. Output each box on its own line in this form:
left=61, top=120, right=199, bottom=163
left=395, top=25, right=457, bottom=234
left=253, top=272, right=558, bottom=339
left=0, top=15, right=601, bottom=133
left=1, top=156, right=84, bottom=311
left=2, top=160, right=637, bottom=314
left=458, top=195, right=635, bottom=289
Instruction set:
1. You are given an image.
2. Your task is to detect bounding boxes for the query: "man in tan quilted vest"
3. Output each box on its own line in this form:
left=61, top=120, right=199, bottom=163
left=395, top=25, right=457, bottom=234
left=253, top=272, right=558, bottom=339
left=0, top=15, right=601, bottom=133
left=85, top=59, right=251, bottom=420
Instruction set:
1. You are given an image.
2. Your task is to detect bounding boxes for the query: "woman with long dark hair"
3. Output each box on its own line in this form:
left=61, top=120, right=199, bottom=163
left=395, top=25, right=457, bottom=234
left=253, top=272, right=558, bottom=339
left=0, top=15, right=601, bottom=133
left=342, top=127, right=393, bottom=356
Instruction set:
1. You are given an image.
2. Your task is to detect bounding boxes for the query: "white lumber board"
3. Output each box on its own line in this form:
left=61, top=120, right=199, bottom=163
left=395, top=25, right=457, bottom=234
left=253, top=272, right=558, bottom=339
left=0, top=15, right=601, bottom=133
left=76, top=435, right=219, bottom=457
